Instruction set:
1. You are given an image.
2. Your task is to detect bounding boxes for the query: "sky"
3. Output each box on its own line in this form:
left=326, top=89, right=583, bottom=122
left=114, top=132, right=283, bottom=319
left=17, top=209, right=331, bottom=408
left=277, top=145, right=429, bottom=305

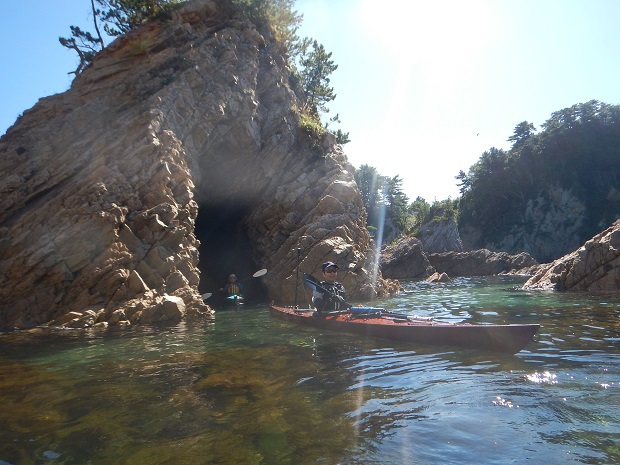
left=2, top=1, right=620, bottom=201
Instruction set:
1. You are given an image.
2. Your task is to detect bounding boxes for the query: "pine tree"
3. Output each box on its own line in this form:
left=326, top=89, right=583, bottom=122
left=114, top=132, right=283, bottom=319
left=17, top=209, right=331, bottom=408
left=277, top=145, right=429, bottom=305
left=59, top=0, right=182, bottom=74
left=299, top=40, right=338, bottom=116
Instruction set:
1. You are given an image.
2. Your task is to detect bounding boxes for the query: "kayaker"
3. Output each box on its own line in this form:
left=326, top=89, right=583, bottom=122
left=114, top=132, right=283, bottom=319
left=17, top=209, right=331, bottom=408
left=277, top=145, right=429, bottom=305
left=221, top=273, right=243, bottom=296
left=312, top=262, right=350, bottom=313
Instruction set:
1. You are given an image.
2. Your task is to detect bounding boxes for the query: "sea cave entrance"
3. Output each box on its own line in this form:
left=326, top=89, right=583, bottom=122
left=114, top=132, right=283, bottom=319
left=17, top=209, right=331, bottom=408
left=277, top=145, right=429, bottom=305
left=194, top=202, right=269, bottom=304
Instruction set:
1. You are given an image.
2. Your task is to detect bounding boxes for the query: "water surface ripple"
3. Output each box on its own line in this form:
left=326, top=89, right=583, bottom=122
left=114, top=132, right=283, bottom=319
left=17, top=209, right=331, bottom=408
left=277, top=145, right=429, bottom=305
left=1, top=276, right=619, bottom=464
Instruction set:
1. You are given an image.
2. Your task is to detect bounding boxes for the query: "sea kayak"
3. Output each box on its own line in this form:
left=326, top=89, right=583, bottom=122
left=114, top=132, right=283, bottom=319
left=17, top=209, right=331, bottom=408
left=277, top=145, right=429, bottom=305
left=270, top=305, right=539, bottom=354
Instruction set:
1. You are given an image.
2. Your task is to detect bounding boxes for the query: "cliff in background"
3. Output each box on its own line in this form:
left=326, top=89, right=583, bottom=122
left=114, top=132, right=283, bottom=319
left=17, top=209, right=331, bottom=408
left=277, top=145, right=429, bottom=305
left=459, top=185, right=590, bottom=261
left=456, top=101, right=620, bottom=263
left=0, top=0, right=396, bottom=329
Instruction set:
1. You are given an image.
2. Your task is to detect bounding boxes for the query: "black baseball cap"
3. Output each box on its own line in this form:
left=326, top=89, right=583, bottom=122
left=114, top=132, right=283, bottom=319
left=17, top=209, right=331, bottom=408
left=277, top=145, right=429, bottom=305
left=322, top=261, right=339, bottom=272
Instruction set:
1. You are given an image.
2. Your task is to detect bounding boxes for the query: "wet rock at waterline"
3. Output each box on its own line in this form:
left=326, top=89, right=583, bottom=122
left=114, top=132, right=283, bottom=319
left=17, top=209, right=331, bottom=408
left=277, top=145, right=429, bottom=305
left=522, top=220, right=620, bottom=291
left=427, top=249, right=538, bottom=277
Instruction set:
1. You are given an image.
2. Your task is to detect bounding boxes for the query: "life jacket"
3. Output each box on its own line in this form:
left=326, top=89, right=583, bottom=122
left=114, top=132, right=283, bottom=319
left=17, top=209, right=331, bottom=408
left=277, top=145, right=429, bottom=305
left=226, top=283, right=241, bottom=295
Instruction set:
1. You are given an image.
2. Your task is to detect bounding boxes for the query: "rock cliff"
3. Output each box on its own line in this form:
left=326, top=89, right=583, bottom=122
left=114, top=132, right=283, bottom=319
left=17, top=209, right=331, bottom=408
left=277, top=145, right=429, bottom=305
left=522, top=219, right=620, bottom=291
left=460, top=185, right=589, bottom=262
left=0, top=0, right=395, bottom=329
left=417, top=217, right=463, bottom=253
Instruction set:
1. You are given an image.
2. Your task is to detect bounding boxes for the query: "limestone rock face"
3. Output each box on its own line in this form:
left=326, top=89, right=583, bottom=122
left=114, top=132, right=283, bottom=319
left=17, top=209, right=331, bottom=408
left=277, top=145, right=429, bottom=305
left=380, top=236, right=435, bottom=280
left=522, top=220, right=620, bottom=291
left=427, top=249, right=538, bottom=277
left=0, top=0, right=393, bottom=329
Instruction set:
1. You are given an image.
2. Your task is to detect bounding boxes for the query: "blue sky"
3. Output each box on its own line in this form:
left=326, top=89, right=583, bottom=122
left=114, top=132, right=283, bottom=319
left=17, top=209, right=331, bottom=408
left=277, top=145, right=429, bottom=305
left=2, top=0, right=620, bottom=201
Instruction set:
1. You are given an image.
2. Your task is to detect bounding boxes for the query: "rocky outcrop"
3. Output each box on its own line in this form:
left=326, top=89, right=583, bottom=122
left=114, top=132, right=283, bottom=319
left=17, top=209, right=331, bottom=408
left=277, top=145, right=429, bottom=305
left=380, top=236, right=435, bottom=280
left=427, top=249, right=538, bottom=277
left=417, top=217, right=463, bottom=253
left=380, top=236, right=538, bottom=280
left=0, top=0, right=394, bottom=329
left=522, top=220, right=620, bottom=291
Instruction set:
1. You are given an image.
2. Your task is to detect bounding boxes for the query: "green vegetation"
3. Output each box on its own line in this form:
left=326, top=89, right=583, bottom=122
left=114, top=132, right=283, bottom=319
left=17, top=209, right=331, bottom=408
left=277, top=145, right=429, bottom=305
left=296, top=40, right=337, bottom=116
left=297, top=108, right=325, bottom=156
left=60, top=0, right=183, bottom=74
left=288, top=34, right=349, bottom=146
left=99, top=0, right=182, bottom=36
left=355, top=164, right=411, bottom=242
left=457, top=100, right=620, bottom=253
left=230, top=0, right=302, bottom=51
left=60, top=0, right=349, bottom=143
left=355, top=164, right=460, bottom=244
left=355, top=100, right=619, bottom=261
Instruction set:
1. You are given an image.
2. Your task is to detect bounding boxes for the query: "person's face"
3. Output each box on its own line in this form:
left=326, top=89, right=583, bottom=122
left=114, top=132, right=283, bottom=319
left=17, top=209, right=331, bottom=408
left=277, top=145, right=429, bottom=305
left=323, top=267, right=338, bottom=283
left=229, top=276, right=237, bottom=282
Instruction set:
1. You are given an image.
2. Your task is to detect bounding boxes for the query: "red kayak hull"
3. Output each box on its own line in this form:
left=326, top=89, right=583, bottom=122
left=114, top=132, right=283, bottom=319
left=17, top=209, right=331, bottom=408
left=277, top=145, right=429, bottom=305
left=270, top=306, right=539, bottom=354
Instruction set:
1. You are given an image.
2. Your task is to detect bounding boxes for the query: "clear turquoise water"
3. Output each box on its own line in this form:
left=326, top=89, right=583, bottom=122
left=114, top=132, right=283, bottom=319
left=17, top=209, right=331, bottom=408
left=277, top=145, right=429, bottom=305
left=1, top=276, right=619, bottom=465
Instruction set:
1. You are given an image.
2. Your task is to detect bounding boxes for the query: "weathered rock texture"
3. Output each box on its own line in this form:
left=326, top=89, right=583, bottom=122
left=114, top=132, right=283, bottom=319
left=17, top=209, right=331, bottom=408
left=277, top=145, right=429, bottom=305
left=417, top=217, right=463, bottom=253
left=522, top=220, right=620, bottom=291
left=380, top=236, right=435, bottom=280
left=427, top=249, right=538, bottom=277
left=379, top=235, right=538, bottom=280
left=0, top=0, right=395, bottom=329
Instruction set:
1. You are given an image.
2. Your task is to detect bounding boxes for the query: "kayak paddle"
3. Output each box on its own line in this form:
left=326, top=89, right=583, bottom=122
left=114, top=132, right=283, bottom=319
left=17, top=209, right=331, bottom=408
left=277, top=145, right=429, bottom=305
left=201, top=268, right=267, bottom=301
left=303, top=273, right=430, bottom=321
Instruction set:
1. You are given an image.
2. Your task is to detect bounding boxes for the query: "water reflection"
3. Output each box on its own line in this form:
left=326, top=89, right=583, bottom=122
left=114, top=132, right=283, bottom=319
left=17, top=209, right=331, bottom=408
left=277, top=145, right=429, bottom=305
left=1, top=276, right=619, bottom=464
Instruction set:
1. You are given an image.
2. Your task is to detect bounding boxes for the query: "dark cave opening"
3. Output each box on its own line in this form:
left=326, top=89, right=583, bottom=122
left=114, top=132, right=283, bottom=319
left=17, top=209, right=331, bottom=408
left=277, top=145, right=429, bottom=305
left=194, top=202, right=269, bottom=304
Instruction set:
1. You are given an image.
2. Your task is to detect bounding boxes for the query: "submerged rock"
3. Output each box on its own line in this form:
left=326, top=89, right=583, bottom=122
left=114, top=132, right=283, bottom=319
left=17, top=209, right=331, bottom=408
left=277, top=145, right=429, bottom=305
left=426, top=272, right=451, bottom=284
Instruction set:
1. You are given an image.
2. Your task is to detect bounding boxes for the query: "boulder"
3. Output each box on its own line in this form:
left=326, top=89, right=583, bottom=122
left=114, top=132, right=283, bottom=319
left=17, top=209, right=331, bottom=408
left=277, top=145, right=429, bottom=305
left=380, top=236, right=435, bottom=280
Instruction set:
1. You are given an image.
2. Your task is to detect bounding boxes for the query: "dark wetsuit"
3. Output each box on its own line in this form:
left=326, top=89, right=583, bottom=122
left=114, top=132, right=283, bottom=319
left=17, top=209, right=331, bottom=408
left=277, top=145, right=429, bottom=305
left=312, top=281, right=348, bottom=313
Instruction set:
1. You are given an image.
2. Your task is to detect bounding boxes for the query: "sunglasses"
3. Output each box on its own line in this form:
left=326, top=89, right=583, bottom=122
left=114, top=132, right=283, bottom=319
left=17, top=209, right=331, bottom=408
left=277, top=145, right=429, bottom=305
left=325, top=269, right=338, bottom=273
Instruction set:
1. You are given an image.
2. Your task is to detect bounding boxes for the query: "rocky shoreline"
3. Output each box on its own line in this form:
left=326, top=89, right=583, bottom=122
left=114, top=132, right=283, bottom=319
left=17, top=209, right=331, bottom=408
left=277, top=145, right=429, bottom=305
left=0, top=1, right=618, bottom=331
left=381, top=220, right=620, bottom=292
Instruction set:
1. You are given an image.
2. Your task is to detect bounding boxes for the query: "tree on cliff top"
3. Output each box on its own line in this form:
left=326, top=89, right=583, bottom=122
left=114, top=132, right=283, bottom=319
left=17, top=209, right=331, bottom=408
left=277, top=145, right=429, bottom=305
left=297, top=40, right=337, bottom=116
left=233, top=0, right=303, bottom=52
left=61, top=0, right=349, bottom=143
left=60, top=0, right=183, bottom=75
left=99, top=0, right=182, bottom=36
left=457, top=100, right=620, bottom=258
